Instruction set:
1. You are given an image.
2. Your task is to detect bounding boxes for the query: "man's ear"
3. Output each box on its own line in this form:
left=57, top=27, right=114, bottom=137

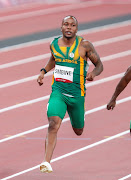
left=61, top=26, right=62, bottom=32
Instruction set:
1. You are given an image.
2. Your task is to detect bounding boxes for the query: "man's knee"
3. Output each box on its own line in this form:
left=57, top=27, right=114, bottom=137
left=48, top=116, right=61, bottom=133
left=73, top=127, right=84, bottom=136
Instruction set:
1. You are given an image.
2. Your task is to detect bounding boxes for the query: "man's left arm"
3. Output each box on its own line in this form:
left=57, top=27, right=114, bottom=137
left=107, top=66, right=131, bottom=110
left=85, top=41, right=103, bottom=81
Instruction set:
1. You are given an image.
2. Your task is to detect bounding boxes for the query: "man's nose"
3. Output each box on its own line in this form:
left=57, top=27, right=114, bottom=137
left=67, top=24, right=71, bottom=29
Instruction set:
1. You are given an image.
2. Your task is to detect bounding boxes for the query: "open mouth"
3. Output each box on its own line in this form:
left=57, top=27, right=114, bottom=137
left=65, top=31, right=72, bottom=35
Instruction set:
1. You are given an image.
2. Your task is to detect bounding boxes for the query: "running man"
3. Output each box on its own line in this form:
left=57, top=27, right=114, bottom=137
left=107, top=66, right=131, bottom=110
left=37, top=15, right=103, bottom=173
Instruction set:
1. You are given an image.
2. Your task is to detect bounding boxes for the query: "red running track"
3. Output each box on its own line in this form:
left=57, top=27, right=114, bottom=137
left=0, top=2, right=131, bottom=180
left=0, top=2, right=131, bottom=39
left=1, top=24, right=131, bottom=64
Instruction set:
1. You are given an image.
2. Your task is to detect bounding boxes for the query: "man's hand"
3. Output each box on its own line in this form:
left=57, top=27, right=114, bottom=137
left=86, top=72, right=95, bottom=81
left=107, top=100, right=116, bottom=110
left=37, top=73, right=44, bottom=86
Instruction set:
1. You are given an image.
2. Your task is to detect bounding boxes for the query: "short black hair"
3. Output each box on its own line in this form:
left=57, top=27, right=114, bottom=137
left=62, top=15, right=78, bottom=26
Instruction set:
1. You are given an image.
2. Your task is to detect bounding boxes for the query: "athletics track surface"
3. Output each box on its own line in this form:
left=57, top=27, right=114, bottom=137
left=0, top=1, right=131, bottom=180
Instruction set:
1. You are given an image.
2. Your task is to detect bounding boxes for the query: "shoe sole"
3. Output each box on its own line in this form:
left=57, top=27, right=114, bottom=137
left=40, top=165, right=53, bottom=173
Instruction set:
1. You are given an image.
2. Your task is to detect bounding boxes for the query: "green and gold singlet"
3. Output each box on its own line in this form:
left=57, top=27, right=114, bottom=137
left=51, top=36, right=89, bottom=97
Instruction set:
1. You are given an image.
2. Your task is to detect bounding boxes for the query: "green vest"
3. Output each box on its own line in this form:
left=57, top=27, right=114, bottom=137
left=50, top=36, right=88, bottom=97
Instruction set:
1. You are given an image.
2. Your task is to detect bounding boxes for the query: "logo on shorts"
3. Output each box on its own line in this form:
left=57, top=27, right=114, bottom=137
left=69, top=52, right=74, bottom=58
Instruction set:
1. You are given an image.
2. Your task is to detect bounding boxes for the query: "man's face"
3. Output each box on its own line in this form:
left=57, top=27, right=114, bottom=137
left=61, top=17, right=78, bottom=39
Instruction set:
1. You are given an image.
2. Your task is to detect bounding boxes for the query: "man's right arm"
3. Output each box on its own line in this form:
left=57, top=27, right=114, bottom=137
left=37, top=52, right=55, bottom=86
left=107, top=66, right=131, bottom=110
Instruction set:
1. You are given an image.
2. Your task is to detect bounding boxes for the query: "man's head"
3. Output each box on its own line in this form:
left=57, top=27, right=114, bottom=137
left=61, top=15, right=78, bottom=39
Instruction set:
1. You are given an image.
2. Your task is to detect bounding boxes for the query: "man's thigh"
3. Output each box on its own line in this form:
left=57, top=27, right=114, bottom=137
left=67, top=96, right=85, bottom=129
left=47, top=91, right=67, bottom=120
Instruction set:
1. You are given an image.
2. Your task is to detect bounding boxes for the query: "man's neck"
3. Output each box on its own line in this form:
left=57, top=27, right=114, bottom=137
left=61, top=35, right=76, bottom=47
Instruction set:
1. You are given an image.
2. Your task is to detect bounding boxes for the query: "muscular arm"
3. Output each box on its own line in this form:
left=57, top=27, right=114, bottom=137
left=37, top=47, right=55, bottom=86
left=42, top=52, right=55, bottom=73
left=107, top=66, right=131, bottom=110
left=83, top=41, right=103, bottom=81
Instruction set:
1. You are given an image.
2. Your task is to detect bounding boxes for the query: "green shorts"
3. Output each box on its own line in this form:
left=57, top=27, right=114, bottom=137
left=47, top=91, right=85, bottom=129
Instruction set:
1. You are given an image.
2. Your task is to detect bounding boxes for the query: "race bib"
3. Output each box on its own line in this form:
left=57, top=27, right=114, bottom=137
left=54, top=65, right=74, bottom=83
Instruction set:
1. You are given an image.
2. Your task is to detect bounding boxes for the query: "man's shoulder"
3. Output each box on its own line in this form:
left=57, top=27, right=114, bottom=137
left=50, top=36, right=61, bottom=46
left=79, top=38, right=93, bottom=49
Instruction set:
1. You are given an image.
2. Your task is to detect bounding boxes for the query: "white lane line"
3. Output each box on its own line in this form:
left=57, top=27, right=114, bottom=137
left=0, top=1, right=65, bottom=13
left=102, top=0, right=131, bottom=5
left=0, top=50, right=130, bottom=88
left=85, top=73, right=124, bottom=88
left=0, top=94, right=50, bottom=113
left=0, top=20, right=131, bottom=53
left=0, top=1, right=101, bottom=23
left=1, top=129, right=130, bottom=180
left=0, top=70, right=53, bottom=88
left=0, top=96, right=130, bottom=143
left=1, top=33, right=131, bottom=69
left=0, top=2, right=46, bottom=13
left=94, top=33, right=131, bottom=47
left=0, top=72, right=125, bottom=113
left=118, top=174, right=131, bottom=180
left=0, top=53, right=50, bottom=69
left=100, top=50, right=131, bottom=62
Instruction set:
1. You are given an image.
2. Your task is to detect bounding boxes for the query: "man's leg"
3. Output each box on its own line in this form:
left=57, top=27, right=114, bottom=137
left=40, top=91, right=67, bottom=173
left=72, top=127, right=84, bottom=136
left=67, top=96, right=85, bottom=136
left=40, top=116, right=62, bottom=173
left=44, top=116, right=62, bottom=163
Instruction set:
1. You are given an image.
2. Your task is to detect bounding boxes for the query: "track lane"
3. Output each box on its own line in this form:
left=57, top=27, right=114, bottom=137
left=1, top=4, right=131, bottom=180
left=0, top=3, right=68, bottom=17
left=0, top=101, right=130, bottom=179
left=96, top=39, right=131, bottom=57
left=45, top=134, right=131, bottom=180
left=82, top=24, right=131, bottom=42
left=0, top=1, right=101, bottom=39
left=0, top=54, right=131, bottom=108
left=0, top=76, right=130, bottom=141
left=0, top=38, right=131, bottom=84
left=0, top=3, right=131, bottom=39
left=1, top=24, right=131, bottom=64
left=1, top=28, right=130, bottom=145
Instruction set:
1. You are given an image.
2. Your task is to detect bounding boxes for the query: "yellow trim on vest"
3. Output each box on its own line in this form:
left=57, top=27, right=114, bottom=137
left=51, top=44, right=64, bottom=58
left=59, top=46, right=67, bottom=56
left=80, top=56, right=85, bottom=96
left=74, top=37, right=82, bottom=60
left=51, top=75, right=54, bottom=86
